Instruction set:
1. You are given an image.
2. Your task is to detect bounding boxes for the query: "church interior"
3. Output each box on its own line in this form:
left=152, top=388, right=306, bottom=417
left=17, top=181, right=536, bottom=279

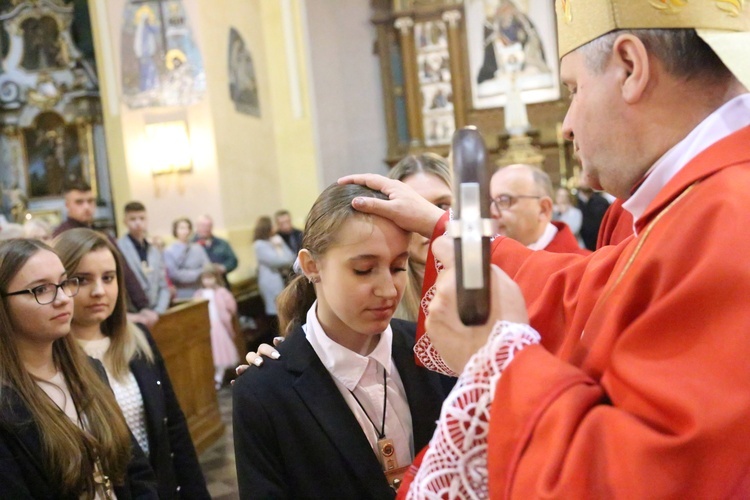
left=0, top=0, right=586, bottom=497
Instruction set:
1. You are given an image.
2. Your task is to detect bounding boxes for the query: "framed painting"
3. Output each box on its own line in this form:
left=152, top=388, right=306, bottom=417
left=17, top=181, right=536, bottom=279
left=120, top=0, right=206, bottom=109
left=21, top=112, right=87, bottom=199
left=228, top=27, right=260, bottom=117
left=465, top=0, right=560, bottom=110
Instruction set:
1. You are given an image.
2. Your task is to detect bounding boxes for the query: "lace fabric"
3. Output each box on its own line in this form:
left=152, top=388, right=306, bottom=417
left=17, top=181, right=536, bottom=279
left=415, top=249, right=460, bottom=377
left=407, top=321, right=541, bottom=499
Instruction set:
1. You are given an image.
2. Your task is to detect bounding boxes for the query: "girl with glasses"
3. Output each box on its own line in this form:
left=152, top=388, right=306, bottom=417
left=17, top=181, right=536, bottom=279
left=54, top=228, right=210, bottom=499
left=0, top=238, right=157, bottom=498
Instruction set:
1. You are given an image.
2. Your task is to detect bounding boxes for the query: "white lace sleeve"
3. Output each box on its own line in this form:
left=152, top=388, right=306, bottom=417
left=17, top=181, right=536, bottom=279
left=407, top=321, right=541, bottom=500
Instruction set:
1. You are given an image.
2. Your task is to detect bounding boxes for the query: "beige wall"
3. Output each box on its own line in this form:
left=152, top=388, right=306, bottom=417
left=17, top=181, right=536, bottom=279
left=305, top=0, right=390, bottom=184
left=89, top=0, right=320, bottom=282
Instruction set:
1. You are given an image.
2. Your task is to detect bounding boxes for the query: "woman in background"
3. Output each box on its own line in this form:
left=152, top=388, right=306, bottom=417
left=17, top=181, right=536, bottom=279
left=0, top=238, right=157, bottom=498
left=387, top=153, right=452, bottom=321
left=164, top=217, right=212, bottom=300
left=55, top=228, right=210, bottom=499
left=253, top=215, right=295, bottom=341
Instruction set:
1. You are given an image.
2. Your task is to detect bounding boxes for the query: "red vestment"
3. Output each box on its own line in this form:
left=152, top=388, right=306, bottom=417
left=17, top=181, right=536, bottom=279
left=547, top=221, right=590, bottom=255
left=596, top=198, right=634, bottom=248
left=407, top=126, right=750, bottom=498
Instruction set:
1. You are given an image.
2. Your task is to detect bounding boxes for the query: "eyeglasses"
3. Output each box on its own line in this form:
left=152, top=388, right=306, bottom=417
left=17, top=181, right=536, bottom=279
left=491, top=194, right=542, bottom=211
left=2, top=277, right=80, bottom=305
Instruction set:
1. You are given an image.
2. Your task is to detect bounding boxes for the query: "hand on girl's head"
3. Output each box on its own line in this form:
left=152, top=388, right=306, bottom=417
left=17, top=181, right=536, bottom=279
left=338, top=174, right=446, bottom=238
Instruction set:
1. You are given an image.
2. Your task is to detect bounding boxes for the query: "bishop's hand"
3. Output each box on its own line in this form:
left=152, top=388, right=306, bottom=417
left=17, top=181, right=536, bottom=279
left=426, top=235, right=529, bottom=374
left=338, top=173, right=445, bottom=238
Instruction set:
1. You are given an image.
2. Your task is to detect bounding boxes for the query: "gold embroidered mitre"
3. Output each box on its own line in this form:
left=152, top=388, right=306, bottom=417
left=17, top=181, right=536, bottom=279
left=554, top=0, right=750, bottom=88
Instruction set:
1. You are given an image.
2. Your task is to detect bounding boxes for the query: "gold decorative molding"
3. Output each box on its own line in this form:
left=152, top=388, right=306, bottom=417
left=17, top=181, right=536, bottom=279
left=394, top=16, right=414, bottom=34
left=441, top=9, right=462, bottom=27
left=26, top=73, right=63, bottom=110
left=394, top=0, right=463, bottom=13
left=496, top=135, right=545, bottom=169
left=2, top=125, right=21, bottom=137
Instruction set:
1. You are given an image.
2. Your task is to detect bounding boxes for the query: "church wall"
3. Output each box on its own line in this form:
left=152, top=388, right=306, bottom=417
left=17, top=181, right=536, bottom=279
left=305, top=0, right=390, bottom=184
left=91, top=0, right=224, bottom=238
left=192, top=0, right=281, bottom=282
left=89, top=0, right=321, bottom=283
left=259, top=0, right=320, bottom=227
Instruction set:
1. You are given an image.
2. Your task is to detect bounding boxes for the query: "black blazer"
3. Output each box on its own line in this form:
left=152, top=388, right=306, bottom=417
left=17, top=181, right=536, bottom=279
left=0, top=359, right=158, bottom=499
left=130, top=327, right=210, bottom=499
left=233, top=319, right=448, bottom=500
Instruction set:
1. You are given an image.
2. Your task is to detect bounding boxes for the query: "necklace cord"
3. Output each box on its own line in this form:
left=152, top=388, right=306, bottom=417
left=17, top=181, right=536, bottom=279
left=348, top=366, right=388, bottom=439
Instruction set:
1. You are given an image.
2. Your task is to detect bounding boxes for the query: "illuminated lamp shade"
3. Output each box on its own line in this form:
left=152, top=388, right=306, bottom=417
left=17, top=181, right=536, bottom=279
left=145, top=121, right=193, bottom=175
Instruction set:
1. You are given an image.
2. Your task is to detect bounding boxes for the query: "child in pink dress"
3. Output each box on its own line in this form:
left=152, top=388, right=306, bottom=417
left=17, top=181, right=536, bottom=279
left=194, top=264, right=240, bottom=388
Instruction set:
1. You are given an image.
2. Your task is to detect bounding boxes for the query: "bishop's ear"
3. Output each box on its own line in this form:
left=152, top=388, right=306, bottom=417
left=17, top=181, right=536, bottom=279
left=612, top=33, right=650, bottom=104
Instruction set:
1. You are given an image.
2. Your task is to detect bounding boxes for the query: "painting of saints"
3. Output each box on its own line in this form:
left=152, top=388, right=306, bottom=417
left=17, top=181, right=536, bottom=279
left=121, top=0, right=205, bottom=108
left=133, top=6, right=159, bottom=92
left=466, top=0, right=559, bottom=108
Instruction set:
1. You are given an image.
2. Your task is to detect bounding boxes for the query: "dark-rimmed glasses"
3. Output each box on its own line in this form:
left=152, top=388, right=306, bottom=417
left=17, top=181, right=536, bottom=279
left=492, top=194, right=542, bottom=211
left=2, top=277, right=80, bottom=305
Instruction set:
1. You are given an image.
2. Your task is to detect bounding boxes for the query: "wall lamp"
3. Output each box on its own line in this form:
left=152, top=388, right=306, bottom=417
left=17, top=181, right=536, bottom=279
left=145, top=120, right=193, bottom=175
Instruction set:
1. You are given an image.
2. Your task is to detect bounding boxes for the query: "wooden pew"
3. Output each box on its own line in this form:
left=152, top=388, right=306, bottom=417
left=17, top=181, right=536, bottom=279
left=151, top=300, right=224, bottom=454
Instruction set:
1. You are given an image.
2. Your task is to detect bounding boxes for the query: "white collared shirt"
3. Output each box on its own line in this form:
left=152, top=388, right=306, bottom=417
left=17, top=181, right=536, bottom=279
left=623, top=93, right=750, bottom=231
left=527, top=222, right=559, bottom=251
left=303, top=301, right=414, bottom=468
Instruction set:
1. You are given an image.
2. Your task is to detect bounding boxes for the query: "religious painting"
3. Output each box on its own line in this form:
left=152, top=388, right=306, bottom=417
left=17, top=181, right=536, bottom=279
left=21, top=112, right=85, bottom=199
left=228, top=27, right=260, bottom=117
left=414, top=19, right=454, bottom=146
left=465, top=0, right=560, bottom=110
left=120, top=0, right=205, bottom=109
left=19, top=15, right=68, bottom=71
left=0, top=148, right=27, bottom=222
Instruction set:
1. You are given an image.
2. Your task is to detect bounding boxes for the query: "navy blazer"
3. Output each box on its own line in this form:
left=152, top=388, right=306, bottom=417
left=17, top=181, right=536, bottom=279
left=130, top=327, right=210, bottom=499
left=0, top=359, right=158, bottom=499
left=232, top=319, right=448, bottom=500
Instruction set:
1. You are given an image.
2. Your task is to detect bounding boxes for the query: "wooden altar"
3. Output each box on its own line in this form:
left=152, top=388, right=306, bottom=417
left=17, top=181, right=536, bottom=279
left=371, top=0, right=577, bottom=185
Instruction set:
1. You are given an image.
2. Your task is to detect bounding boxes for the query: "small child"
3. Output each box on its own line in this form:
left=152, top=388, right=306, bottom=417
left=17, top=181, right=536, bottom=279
left=194, top=264, right=240, bottom=388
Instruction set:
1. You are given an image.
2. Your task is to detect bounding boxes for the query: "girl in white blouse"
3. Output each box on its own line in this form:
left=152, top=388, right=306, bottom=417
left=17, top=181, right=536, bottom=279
left=54, top=228, right=209, bottom=499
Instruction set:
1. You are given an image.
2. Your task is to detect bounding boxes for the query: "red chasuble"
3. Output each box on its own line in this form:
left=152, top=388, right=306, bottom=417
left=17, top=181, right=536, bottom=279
left=547, top=221, right=591, bottom=255
left=410, top=125, right=750, bottom=498
left=596, top=198, right=635, bottom=248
